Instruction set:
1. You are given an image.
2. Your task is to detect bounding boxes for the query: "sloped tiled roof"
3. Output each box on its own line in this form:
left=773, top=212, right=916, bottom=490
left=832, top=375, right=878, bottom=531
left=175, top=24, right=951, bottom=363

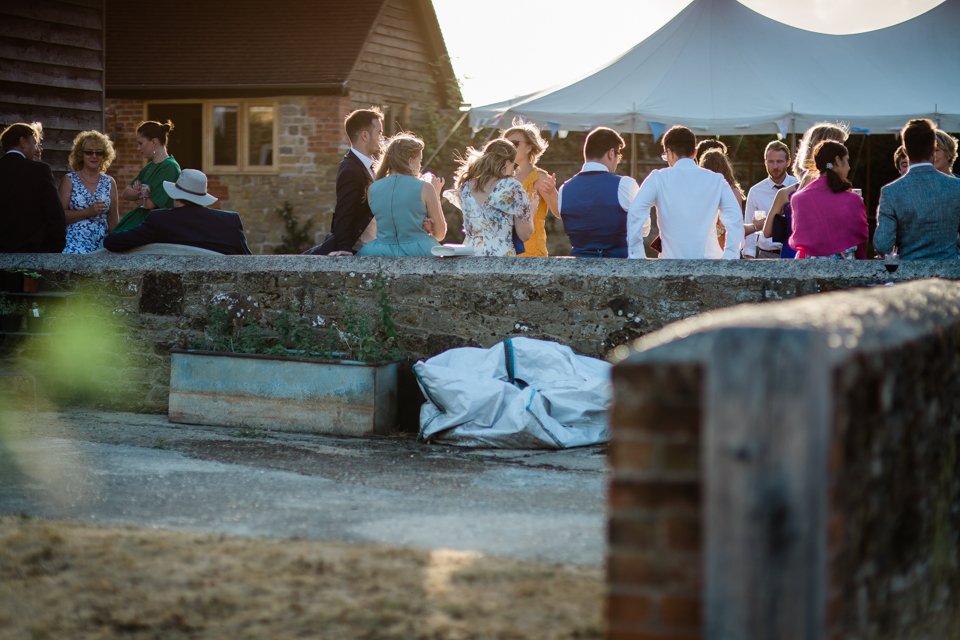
left=106, top=0, right=389, bottom=90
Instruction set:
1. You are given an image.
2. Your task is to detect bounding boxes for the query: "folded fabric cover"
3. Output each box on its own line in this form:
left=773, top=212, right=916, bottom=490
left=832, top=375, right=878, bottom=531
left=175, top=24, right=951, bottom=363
left=415, top=337, right=610, bottom=449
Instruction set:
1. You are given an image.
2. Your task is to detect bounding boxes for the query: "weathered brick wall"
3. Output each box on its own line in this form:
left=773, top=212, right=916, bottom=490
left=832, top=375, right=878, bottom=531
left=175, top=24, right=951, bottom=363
left=608, top=361, right=703, bottom=639
left=830, top=331, right=960, bottom=639
left=2, top=255, right=958, bottom=418
left=103, top=98, right=144, bottom=188
left=611, top=280, right=960, bottom=639
left=103, top=96, right=350, bottom=254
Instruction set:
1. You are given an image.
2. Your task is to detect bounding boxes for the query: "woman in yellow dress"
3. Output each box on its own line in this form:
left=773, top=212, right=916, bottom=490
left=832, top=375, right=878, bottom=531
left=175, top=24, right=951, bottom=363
left=502, top=121, right=559, bottom=256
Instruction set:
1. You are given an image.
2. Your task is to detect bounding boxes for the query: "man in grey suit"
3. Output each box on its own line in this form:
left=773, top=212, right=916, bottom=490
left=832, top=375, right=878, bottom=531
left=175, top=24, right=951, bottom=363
left=875, top=118, right=960, bottom=259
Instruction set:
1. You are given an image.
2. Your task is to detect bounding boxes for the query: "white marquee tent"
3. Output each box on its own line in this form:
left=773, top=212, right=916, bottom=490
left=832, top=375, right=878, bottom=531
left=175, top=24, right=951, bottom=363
left=469, top=0, right=960, bottom=136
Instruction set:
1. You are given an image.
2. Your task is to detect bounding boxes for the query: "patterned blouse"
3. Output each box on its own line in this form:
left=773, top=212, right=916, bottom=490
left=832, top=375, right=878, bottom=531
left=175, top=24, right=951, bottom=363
left=64, top=172, right=111, bottom=254
left=444, top=178, right=531, bottom=257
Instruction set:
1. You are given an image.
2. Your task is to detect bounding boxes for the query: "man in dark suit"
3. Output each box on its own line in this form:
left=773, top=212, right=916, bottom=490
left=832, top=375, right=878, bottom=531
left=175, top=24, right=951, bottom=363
left=304, top=107, right=383, bottom=255
left=874, top=118, right=960, bottom=260
left=0, top=122, right=66, bottom=253
left=104, top=169, right=251, bottom=255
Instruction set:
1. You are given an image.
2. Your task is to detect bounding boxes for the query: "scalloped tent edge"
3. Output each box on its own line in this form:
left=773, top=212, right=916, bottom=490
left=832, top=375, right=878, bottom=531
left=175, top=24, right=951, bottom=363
left=469, top=0, right=960, bottom=136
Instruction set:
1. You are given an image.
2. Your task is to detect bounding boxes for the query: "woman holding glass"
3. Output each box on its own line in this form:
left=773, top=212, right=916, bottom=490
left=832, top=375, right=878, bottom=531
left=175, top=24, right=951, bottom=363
left=444, top=139, right=532, bottom=257
left=356, top=133, right=446, bottom=257
left=502, top=121, right=558, bottom=256
left=762, top=122, right=849, bottom=258
left=58, top=130, right=120, bottom=253
left=789, top=140, right=868, bottom=259
left=114, top=120, right=181, bottom=233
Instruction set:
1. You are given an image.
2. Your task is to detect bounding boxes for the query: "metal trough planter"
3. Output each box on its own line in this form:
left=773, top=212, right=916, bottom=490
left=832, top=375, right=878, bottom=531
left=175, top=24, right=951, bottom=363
left=168, top=349, right=399, bottom=436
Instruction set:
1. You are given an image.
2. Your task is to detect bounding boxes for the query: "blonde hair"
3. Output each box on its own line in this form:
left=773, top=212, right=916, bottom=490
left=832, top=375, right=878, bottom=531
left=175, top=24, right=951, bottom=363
left=935, top=129, right=958, bottom=168
left=793, top=122, right=849, bottom=176
left=502, top=118, right=548, bottom=165
left=454, top=138, right=517, bottom=190
left=372, top=132, right=424, bottom=181
left=68, top=130, right=116, bottom=172
left=699, top=149, right=744, bottom=201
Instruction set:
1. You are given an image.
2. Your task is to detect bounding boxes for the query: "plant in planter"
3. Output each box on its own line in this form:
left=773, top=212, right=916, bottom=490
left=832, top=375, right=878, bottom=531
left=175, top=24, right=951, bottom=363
left=169, top=272, right=402, bottom=436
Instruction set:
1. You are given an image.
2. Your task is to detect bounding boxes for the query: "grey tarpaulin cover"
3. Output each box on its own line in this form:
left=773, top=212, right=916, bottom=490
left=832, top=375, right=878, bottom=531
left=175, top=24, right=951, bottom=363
left=415, top=337, right=611, bottom=449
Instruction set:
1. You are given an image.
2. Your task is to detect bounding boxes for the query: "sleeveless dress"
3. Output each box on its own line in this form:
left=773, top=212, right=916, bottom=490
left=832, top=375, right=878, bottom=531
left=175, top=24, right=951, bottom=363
left=63, top=172, right=111, bottom=254
left=517, top=169, right=551, bottom=257
left=443, top=178, right=531, bottom=257
left=779, top=191, right=798, bottom=259
left=357, top=175, right=438, bottom=256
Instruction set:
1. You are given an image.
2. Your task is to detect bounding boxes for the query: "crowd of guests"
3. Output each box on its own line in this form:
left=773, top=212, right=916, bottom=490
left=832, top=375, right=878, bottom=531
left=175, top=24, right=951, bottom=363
left=0, top=120, right=250, bottom=255
left=2, top=110, right=959, bottom=261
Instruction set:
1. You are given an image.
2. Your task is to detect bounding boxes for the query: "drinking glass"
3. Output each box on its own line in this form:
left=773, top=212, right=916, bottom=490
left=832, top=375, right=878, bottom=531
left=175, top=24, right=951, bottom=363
left=883, top=251, right=900, bottom=285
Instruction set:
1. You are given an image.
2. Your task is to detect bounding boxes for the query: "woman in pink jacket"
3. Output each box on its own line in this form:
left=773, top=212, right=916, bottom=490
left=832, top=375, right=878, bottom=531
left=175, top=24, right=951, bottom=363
left=789, top=140, right=868, bottom=259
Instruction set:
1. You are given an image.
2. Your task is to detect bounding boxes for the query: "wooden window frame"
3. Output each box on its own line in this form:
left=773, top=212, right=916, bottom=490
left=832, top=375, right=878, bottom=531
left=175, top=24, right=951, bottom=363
left=144, top=99, right=279, bottom=175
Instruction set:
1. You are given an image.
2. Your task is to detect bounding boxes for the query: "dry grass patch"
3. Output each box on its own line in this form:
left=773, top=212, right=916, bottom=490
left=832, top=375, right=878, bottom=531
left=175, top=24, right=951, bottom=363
left=0, top=516, right=602, bottom=639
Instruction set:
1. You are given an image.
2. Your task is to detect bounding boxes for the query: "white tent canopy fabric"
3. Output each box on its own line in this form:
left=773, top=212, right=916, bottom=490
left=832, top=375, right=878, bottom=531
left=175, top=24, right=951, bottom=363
left=469, top=0, right=960, bottom=136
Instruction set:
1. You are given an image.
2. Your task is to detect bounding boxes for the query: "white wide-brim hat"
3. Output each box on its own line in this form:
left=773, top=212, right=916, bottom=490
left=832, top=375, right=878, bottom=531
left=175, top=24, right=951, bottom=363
left=163, top=169, right=218, bottom=206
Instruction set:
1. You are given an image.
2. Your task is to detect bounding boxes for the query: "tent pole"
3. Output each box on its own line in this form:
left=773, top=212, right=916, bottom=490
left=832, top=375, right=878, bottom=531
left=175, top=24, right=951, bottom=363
left=866, top=134, right=873, bottom=232
left=630, top=132, right=637, bottom=180
left=789, top=116, right=797, bottom=159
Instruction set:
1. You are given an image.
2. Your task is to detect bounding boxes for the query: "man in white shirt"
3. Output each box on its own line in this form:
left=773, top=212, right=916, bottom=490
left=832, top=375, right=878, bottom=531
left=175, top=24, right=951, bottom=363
left=627, top=125, right=742, bottom=259
left=557, top=127, right=643, bottom=258
left=743, top=140, right=798, bottom=258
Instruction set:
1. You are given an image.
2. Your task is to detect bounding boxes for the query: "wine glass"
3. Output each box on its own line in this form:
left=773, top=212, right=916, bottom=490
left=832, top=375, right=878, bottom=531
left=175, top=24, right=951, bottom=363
left=883, top=251, right=900, bottom=286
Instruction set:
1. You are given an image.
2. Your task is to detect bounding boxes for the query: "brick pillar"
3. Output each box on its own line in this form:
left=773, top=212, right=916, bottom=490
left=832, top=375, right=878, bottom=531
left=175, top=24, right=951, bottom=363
left=607, top=361, right=704, bottom=640
left=104, top=98, right=145, bottom=189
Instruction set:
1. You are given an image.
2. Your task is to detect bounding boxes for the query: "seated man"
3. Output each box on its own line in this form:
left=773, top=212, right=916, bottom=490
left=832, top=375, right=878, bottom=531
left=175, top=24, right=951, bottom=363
left=104, top=169, right=251, bottom=255
left=558, top=127, right=642, bottom=258
left=874, top=118, right=960, bottom=260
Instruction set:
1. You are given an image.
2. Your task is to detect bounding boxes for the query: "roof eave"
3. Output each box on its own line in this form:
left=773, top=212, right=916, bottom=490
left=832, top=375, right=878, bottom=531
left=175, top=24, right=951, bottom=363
left=106, top=82, right=349, bottom=99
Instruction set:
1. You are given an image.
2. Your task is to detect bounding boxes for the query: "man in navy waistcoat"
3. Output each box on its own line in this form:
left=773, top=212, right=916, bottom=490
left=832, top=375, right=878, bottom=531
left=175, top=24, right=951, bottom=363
left=558, top=127, right=644, bottom=258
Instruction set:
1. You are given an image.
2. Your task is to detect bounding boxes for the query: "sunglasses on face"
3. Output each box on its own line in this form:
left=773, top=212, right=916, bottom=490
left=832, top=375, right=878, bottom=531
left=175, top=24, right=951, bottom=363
left=83, top=150, right=105, bottom=156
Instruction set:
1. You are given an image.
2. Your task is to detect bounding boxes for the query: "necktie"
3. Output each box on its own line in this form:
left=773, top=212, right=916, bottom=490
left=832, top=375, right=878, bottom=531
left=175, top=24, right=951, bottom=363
left=773, top=184, right=784, bottom=190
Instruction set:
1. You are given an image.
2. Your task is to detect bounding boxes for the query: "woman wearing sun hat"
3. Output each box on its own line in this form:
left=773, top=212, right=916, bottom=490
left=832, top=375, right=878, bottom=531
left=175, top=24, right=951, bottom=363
left=104, top=169, right=251, bottom=254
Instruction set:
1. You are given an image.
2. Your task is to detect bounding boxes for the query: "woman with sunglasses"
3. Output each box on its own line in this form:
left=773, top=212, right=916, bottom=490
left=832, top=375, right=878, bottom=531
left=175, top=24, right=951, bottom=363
left=501, top=120, right=559, bottom=256
left=114, top=120, right=181, bottom=233
left=58, top=130, right=120, bottom=253
left=444, top=139, right=533, bottom=256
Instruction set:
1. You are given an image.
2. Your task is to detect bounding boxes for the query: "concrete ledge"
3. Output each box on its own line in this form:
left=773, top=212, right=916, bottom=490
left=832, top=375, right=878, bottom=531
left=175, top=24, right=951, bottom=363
left=1, top=254, right=959, bottom=414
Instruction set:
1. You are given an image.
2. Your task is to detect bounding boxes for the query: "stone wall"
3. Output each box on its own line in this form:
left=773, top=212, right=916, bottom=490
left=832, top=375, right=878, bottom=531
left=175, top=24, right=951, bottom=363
left=2, top=254, right=958, bottom=419
left=609, top=279, right=960, bottom=639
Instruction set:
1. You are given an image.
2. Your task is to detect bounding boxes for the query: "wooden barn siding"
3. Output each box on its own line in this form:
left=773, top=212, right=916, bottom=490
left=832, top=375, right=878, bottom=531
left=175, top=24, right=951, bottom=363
left=0, top=0, right=104, bottom=174
left=347, top=0, right=446, bottom=127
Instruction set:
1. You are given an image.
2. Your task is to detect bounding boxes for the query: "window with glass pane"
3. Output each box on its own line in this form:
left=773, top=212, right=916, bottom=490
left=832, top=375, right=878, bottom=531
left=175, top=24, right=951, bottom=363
left=213, top=105, right=238, bottom=165
left=248, top=106, right=274, bottom=166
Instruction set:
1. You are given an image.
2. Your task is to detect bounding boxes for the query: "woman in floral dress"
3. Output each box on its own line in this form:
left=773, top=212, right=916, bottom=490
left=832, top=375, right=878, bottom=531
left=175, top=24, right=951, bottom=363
left=58, top=130, right=120, bottom=253
left=443, top=139, right=532, bottom=256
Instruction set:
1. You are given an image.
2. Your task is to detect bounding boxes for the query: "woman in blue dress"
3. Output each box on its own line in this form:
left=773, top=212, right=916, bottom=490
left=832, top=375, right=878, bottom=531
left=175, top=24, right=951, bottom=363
left=58, top=130, right=120, bottom=253
left=357, top=133, right=447, bottom=256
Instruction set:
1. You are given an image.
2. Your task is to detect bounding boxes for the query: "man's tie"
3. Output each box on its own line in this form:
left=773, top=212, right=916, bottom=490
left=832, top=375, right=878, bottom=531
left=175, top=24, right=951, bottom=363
left=773, top=184, right=784, bottom=190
